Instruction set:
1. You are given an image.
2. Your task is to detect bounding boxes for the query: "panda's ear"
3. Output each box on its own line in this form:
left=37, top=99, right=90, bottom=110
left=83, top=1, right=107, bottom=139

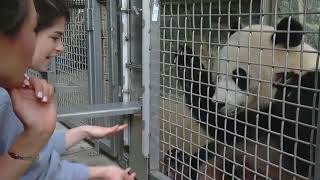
left=273, top=17, right=303, bottom=48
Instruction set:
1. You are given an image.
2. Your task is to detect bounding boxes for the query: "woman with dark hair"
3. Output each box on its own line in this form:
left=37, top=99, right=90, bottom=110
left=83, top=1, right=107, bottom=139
left=0, top=0, right=57, bottom=179
left=23, top=0, right=136, bottom=179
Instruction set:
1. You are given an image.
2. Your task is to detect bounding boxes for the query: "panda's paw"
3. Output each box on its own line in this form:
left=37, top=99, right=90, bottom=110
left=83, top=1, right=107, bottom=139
left=164, top=148, right=188, bottom=165
left=164, top=148, right=192, bottom=178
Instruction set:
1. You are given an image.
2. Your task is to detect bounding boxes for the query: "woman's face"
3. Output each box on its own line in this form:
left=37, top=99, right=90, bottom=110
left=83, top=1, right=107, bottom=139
left=0, top=0, right=38, bottom=88
left=32, top=17, right=65, bottom=72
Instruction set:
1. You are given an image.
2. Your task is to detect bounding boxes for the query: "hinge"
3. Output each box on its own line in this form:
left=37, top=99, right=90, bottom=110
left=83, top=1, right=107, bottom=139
left=86, top=8, right=94, bottom=31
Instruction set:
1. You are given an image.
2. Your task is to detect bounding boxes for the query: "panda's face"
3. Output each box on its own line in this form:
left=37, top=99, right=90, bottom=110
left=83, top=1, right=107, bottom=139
left=213, top=25, right=276, bottom=114
left=212, top=20, right=316, bottom=115
left=213, top=61, right=251, bottom=115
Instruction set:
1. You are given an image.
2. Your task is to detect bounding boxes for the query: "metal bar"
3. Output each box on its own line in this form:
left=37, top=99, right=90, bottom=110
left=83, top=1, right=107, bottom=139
left=127, top=0, right=149, bottom=179
left=142, top=0, right=151, bottom=159
left=148, top=0, right=161, bottom=172
left=57, top=102, right=141, bottom=119
left=103, top=0, right=122, bottom=159
left=314, top=23, right=320, bottom=180
left=86, top=0, right=104, bottom=154
left=108, top=0, right=121, bottom=102
left=121, top=0, right=130, bottom=103
left=87, top=0, right=104, bottom=105
left=121, top=0, right=131, bottom=146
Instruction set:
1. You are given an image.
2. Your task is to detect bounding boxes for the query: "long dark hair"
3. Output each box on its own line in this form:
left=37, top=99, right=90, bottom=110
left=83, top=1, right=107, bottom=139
left=34, top=0, right=70, bottom=33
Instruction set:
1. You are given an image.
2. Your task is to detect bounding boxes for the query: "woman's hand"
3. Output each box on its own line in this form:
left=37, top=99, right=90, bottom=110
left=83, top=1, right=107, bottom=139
left=83, top=124, right=128, bottom=140
left=7, top=76, right=57, bottom=176
left=10, top=76, right=56, bottom=135
left=65, top=124, right=128, bottom=149
left=89, top=166, right=136, bottom=180
left=22, top=74, right=52, bottom=102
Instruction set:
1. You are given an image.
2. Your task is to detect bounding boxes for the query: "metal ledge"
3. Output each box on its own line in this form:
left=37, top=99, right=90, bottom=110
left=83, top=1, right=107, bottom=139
left=57, top=102, right=142, bottom=120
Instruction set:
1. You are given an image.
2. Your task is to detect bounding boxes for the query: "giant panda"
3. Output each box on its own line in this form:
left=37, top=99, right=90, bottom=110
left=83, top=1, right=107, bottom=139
left=164, top=17, right=319, bottom=179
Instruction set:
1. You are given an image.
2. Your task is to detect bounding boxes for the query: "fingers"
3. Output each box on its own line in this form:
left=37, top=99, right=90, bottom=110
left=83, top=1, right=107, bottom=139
left=28, top=77, right=54, bottom=102
left=124, top=168, right=131, bottom=174
left=84, top=124, right=129, bottom=140
left=22, top=74, right=30, bottom=88
left=109, top=124, right=128, bottom=134
left=124, top=168, right=136, bottom=180
left=118, top=124, right=128, bottom=130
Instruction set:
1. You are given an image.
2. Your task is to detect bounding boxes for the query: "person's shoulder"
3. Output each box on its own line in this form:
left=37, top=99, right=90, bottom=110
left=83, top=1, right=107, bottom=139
left=0, top=87, right=11, bottom=108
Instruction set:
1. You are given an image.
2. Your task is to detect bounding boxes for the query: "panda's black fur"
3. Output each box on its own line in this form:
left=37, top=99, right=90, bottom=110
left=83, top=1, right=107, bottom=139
left=166, top=70, right=319, bottom=179
left=165, top=17, right=318, bottom=179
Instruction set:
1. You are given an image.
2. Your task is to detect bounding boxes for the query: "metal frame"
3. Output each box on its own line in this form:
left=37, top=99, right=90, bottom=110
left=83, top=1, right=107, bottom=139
left=108, top=0, right=122, bottom=103
left=129, top=0, right=161, bottom=179
left=87, top=0, right=104, bottom=105
left=146, top=0, right=161, bottom=173
left=315, top=22, right=320, bottom=180
left=57, top=102, right=141, bottom=119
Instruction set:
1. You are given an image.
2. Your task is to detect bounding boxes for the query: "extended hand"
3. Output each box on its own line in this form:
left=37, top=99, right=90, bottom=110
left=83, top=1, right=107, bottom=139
left=83, top=124, right=128, bottom=140
left=89, top=166, right=136, bottom=180
left=65, top=124, right=128, bottom=149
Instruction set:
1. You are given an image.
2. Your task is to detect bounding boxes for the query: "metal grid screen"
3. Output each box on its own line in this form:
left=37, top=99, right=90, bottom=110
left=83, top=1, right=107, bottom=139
left=55, top=1, right=89, bottom=110
left=158, top=0, right=320, bottom=179
left=53, top=0, right=122, bottom=157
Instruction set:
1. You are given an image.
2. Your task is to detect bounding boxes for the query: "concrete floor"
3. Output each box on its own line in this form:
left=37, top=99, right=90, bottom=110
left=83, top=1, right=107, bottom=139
left=55, top=122, right=118, bottom=166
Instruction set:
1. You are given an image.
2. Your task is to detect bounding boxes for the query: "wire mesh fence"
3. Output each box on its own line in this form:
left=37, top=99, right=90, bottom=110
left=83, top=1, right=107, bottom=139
left=158, top=0, right=320, bottom=179
left=52, top=0, right=120, bottom=157
left=55, top=2, right=88, bottom=110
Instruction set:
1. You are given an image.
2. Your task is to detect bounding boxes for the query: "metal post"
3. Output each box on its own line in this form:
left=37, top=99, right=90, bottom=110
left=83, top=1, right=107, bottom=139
left=108, top=0, right=121, bottom=102
left=127, top=0, right=149, bottom=178
left=314, top=25, right=320, bottom=180
left=86, top=0, right=104, bottom=105
left=148, top=0, right=161, bottom=173
left=86, top=0, right=104, bottom=153
left=121, top=0, right=131, bottom=146
left=104, top=0, right=123, bottom=159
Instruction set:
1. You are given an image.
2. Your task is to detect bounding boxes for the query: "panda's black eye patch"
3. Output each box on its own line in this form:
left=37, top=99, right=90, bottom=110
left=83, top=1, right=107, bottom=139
left=232, top=68, right=247, bottom=90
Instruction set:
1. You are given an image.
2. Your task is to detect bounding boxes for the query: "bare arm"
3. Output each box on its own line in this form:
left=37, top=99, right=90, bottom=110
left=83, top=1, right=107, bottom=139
left=0, top=78, right=57, bottom=179
left=64, top=126, right=87, bottom=149
left=88, top=166, right=135, bottom=180
left=64, top=124, right=128, bottom=149
left=0, top=130, right=52, bottom=180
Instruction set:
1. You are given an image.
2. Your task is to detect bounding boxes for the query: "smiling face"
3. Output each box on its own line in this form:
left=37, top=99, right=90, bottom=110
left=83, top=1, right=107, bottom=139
left=31, top=17, right=65, bottom=72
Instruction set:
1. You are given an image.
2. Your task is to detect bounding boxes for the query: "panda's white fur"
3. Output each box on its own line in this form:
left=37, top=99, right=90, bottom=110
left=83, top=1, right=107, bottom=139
left=160, top=99, right=208, bottom=162
left=159, top=32, right=217, bottom=165
left=213, top=24, right=318, bottom=115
